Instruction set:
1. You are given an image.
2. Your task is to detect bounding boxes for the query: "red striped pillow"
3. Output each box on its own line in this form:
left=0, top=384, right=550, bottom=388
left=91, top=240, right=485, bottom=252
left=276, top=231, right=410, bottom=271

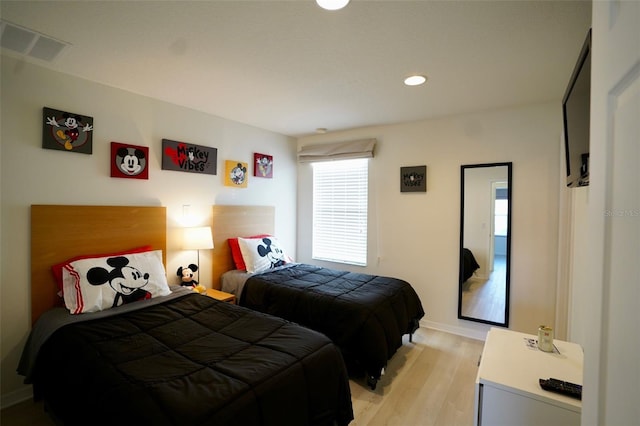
left=61, top=250, right=170, bottom=314
left=51, top=246, right=153, bottom=294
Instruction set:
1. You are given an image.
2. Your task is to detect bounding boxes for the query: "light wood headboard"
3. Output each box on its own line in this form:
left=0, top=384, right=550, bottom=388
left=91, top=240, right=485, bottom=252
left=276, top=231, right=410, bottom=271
left=211, top=205, right=274, bottom=289
left=30, top=205, right=166, bottom=324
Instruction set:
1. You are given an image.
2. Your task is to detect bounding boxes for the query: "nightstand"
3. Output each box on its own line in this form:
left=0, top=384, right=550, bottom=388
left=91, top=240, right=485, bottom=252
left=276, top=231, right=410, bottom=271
left=205, top=288, right=236, bottom=304
left=474, top=328, right=583, bottom=426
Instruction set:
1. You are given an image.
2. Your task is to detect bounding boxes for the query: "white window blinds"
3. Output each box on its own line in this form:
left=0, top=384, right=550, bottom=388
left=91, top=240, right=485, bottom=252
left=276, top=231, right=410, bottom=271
left=312, top=158, right=368, bottom=266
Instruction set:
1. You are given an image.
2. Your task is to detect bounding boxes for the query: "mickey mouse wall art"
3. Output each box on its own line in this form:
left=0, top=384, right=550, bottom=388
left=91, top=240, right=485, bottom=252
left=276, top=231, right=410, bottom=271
left=161, top=138, right=218, bottom=176
left=400, top=165, right=427, bottom=193
left=224, top=160, right=248, bottom=188
left=110, top=142, right=149, bottom=179
left=42, top=107, right=94, bottom=154
left=254, top=153, right=273, bottom=178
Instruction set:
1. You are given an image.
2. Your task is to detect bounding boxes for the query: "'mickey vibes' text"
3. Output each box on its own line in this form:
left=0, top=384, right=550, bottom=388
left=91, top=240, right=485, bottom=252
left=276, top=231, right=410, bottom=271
left=165, top=143, right=210, bottom=172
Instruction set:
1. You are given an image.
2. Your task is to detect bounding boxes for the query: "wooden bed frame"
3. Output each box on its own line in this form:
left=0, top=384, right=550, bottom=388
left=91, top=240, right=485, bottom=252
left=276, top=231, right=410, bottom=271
left=30, top=205, right=167, bottom=324
left=211, top=205, right=274, bottom=289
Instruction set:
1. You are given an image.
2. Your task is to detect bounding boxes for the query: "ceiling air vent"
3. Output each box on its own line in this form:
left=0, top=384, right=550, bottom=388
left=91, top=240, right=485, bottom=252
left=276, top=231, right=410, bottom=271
left=0, top=20, right=69, bottom=62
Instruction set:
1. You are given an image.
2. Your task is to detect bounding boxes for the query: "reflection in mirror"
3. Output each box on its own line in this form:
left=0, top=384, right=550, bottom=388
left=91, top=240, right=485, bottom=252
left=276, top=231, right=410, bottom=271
left=458, top=162, right=512, bottom=326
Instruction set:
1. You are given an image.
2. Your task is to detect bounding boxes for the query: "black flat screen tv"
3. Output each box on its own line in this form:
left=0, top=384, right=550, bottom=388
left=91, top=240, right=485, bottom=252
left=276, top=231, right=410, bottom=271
left=562, top=28, right=592, bottom=188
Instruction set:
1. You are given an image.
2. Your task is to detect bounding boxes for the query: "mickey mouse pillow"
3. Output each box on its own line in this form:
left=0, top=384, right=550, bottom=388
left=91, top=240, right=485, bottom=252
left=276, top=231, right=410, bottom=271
left=238, top=236, right=293, bottom=273
left=61, top=250, right=171, bottom=314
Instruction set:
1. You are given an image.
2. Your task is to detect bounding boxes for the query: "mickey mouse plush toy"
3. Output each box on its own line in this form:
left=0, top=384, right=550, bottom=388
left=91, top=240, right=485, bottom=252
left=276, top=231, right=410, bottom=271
left=177, top=264, right=206, bottom=293
left=177, top=264, right=198, bottom=286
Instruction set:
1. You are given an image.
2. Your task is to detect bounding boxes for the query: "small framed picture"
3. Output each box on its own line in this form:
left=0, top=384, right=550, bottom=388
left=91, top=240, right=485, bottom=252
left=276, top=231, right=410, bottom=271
left=42, top=107, right=94, bottom=154
left=110, top=142, right=149, bottom=179
left=254, top=153, right=273, bottom=178
left=400, top=166, right=427, bottom=192
left=225, top=160, right=248, bottom=188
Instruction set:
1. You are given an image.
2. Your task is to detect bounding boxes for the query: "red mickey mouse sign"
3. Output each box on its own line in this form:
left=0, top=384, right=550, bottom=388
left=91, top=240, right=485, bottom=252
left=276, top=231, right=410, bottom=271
left=110, top=142, right=149, bottom=179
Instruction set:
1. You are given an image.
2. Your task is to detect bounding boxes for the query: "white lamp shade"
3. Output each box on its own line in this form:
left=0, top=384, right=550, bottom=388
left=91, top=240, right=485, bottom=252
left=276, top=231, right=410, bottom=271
left=183, top=226, right=214, bottom=250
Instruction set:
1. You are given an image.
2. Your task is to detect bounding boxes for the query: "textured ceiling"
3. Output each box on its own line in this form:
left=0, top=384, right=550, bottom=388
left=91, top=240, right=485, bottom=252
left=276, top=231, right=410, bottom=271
left=1, top=0, right=591, bottom=137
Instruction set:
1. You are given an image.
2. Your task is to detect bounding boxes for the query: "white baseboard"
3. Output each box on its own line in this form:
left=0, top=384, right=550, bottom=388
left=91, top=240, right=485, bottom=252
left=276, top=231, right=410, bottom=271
left=1, top=385, right=33, bottom=410
left=420, top=319, right=489, bottom=341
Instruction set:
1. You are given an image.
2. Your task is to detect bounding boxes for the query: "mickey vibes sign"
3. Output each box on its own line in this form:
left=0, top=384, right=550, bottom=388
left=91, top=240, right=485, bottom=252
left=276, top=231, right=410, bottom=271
left=162, top=139, right=217, bottom=175
left=400, top=165, right=427, bottom=192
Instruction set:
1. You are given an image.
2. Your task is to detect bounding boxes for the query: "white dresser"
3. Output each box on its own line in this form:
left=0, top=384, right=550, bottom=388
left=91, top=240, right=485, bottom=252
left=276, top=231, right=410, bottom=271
left=474, top=327, right=583, bottom=426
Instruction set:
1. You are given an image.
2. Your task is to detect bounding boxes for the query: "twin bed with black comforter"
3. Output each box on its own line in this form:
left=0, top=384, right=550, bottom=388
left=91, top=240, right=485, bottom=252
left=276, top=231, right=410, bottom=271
left=461, top=248, right=480, bottom=282
left=22, top=205, right=354, bottom=426
left=231, top=263, right=425, bottom=390
left=213, top=205, right=426, bottom=391
left=20, top=288, right=353, bottom=426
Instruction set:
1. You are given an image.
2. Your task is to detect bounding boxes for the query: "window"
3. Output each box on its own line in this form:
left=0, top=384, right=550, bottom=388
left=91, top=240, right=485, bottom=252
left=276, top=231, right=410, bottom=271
left=494, top=199, right=509, bottom=236
left=312, top=158, right=368, bottom=266
left=494, top=186, right=509, bottom=237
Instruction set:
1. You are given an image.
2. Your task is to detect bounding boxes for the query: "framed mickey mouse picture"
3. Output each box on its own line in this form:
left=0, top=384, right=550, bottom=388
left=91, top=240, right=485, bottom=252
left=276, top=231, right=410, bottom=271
left=254, top=153, right=273, bottom=178
left=400, top=165, right=427, bottom=192
left=110, top=142, right=149, bottom=179
left=224, top=160, right=248, bottom=188
left=42, top=107, right=94, bottom=154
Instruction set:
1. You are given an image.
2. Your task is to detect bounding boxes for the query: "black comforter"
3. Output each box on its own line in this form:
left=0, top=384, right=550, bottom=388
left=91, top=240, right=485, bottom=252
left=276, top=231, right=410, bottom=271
left=26, top=293, right=353, bottom=426
left=240, top=264, right=425, bottom=386
left=462, top=248, right=480, bottom=282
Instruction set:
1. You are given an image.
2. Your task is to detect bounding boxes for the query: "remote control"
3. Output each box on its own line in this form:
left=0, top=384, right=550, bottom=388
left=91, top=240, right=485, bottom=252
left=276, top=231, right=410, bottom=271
left=539, top=378, right=582, bottom=400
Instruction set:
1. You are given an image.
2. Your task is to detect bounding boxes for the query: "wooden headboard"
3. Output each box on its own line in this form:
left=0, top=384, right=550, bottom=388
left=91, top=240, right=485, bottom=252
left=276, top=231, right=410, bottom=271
left=30, top=205, right=166, bottom=324
left=211, top=205, right=274, bottom=289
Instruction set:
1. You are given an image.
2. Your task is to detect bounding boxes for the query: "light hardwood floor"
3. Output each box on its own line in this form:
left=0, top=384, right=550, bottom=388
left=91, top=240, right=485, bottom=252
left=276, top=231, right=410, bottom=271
left=349, top=328, right=484, bottom=426
left=1, top=329, right=484, bottom=426
left=460, top=255, right=506, bottom=324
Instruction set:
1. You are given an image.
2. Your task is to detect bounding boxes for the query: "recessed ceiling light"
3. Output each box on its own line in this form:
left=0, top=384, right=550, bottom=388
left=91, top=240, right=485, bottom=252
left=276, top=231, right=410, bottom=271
left=316, top=0, right=350, bottom=11
left=404, top=75, right=427, bottom=86
left=316, top=128, right=328, bottom=134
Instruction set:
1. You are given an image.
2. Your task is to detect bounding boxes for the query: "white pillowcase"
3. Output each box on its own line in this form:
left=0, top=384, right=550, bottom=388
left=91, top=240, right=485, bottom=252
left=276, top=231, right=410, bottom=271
left=62, top=250, right=170, bottom=314
left=238, top=236, right=292, bottom=273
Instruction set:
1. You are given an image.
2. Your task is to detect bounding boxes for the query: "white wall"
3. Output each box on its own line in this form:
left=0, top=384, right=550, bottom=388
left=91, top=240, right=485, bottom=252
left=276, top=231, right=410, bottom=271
left=567, top=187, right=590, bottom=342
left=298, top=103, right=562, bottom=339
left=0, top=55, right=297, bottom=406
left=575, top=2, right=639, bottom=425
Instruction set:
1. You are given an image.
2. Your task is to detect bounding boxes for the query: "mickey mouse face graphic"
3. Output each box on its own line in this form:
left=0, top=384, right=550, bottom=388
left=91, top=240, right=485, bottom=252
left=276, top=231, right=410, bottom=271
left=110, top=143, right=149, bottom=179
left=230, top=163, right=247, bottom=185
left=62, top=115, right=80, bottom=141
left=257, top=238, right=286, bottom=269
left=87, top=256, right=151, bottom=307
left=116, top=147, right=146, bottom=176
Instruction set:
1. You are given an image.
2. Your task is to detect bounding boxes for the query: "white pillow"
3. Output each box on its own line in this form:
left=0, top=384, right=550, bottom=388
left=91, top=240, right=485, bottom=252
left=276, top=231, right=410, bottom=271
left=238, top=236, right=292, bottom=273
left=62, top=250, right=170, bottom=314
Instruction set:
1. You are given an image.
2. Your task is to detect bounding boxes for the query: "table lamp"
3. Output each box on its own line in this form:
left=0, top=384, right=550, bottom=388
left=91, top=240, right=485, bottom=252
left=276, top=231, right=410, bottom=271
left=183, top=226, right=214, bottom=279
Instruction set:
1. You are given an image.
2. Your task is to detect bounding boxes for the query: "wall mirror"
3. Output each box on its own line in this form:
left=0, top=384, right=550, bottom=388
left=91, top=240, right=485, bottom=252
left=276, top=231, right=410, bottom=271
left=458, top=162, right=512, bottom=326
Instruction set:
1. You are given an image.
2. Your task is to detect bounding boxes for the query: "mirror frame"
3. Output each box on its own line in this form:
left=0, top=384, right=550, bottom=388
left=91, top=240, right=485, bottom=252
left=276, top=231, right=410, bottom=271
left=458, top=162, right=512, bottom=327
